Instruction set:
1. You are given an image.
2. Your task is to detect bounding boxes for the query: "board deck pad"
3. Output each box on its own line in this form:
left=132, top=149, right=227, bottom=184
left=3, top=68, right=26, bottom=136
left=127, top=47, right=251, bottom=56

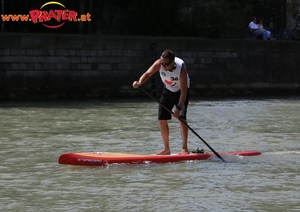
left=58, top=150, right=261, bottom=166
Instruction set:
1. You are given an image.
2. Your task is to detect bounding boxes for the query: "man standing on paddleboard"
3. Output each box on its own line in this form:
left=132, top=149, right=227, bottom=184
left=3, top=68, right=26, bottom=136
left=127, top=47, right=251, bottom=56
left=132, top=50, right=190, bottom=155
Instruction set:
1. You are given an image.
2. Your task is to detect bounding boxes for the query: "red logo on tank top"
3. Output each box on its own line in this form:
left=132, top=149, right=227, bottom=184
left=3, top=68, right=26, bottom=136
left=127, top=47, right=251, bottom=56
left=164, top=80, right=176, bottom=86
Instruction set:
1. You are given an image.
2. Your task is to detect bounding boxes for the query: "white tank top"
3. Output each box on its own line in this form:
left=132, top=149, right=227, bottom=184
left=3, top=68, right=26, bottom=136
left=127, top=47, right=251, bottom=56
left=159, top=57, right=190, bottom=92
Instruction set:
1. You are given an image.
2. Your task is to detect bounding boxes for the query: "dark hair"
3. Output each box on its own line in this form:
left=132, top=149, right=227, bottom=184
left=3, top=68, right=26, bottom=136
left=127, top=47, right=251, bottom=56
left=161, top=50, right=175, bottom=61
left=256, top=18, right=262, bottom=23
left=252, top=16, right=256, bottom=21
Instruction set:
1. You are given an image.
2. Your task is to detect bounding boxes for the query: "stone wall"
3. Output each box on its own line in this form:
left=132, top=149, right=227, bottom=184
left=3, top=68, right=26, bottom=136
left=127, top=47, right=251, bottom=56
left=0, top=34, right=299, bottom=100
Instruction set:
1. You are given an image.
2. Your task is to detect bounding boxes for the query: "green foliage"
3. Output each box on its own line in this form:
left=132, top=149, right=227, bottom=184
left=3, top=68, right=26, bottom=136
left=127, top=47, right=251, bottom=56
left=187, top=5, right=231, bottom=38
left=123, top=0, right=184, bottom=36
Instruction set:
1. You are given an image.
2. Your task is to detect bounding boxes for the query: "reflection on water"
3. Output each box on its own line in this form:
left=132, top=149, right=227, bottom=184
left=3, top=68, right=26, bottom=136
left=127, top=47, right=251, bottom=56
left=0, top=98, right=299, bottom=212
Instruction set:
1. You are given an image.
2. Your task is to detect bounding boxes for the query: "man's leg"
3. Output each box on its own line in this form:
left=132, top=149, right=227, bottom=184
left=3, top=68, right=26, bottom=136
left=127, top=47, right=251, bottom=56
left=253, top=30, right=264, bottom=40
left=156, top=120, right=171, bottom=155
left=179, top=119, right=189, bottom=154
left=260, top=30, right=268, bottom=40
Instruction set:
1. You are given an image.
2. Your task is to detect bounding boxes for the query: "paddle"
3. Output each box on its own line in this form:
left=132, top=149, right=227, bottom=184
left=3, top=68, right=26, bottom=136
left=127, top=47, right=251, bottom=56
left=138, top=86, right=226, bottom=162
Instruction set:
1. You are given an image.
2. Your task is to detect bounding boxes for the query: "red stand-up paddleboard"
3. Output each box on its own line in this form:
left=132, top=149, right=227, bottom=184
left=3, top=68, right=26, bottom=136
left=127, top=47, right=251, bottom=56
left=58, top=150, right=261, bottom=166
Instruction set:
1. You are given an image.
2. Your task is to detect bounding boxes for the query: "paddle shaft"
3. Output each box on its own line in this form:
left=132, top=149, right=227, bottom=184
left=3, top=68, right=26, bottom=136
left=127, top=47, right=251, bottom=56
left=138, top=86, right=226, bottom=162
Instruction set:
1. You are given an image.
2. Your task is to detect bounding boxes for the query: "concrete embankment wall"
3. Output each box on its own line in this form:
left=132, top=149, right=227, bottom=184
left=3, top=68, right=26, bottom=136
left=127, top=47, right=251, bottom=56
left=0, top=34, right=299, bottom=100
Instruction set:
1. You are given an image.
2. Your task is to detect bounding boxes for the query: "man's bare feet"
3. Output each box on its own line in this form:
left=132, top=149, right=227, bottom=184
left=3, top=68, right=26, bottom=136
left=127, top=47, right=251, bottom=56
left=155, top=149, right=171, bottom=155
left=178, top=149, right=189, bottom=155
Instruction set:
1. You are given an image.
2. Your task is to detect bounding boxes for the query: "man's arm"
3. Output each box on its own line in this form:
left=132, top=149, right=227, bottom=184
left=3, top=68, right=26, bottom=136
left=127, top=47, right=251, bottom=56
left=178, top=64, right=188, bottom=106
left=249, top=22, right=259, bottom=31
left=133, top=59, right=160, bottom=88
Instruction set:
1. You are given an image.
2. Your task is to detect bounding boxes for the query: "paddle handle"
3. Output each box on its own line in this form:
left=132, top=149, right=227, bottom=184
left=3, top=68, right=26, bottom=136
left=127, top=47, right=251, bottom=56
left=138, top=86, right=226, bottom=162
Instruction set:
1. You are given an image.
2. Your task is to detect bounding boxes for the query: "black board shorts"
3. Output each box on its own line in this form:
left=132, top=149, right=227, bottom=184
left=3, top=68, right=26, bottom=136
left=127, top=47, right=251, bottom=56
left=158, top=87, right=189, bottom=120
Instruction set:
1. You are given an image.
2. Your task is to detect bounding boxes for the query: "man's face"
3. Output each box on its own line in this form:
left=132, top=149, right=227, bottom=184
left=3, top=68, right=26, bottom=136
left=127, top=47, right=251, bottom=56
left=160, top=57, right=174, bottom=71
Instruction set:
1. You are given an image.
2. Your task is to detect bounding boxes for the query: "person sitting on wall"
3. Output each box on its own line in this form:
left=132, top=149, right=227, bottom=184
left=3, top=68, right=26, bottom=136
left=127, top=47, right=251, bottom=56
left=257, top=18, right=276, bottom=40
left=248, top=17, right=271, bottom=40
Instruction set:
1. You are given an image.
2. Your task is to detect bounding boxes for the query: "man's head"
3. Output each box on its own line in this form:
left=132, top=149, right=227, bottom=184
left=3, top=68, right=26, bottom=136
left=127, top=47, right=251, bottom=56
left=160, top=50, right=175, bottom=70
